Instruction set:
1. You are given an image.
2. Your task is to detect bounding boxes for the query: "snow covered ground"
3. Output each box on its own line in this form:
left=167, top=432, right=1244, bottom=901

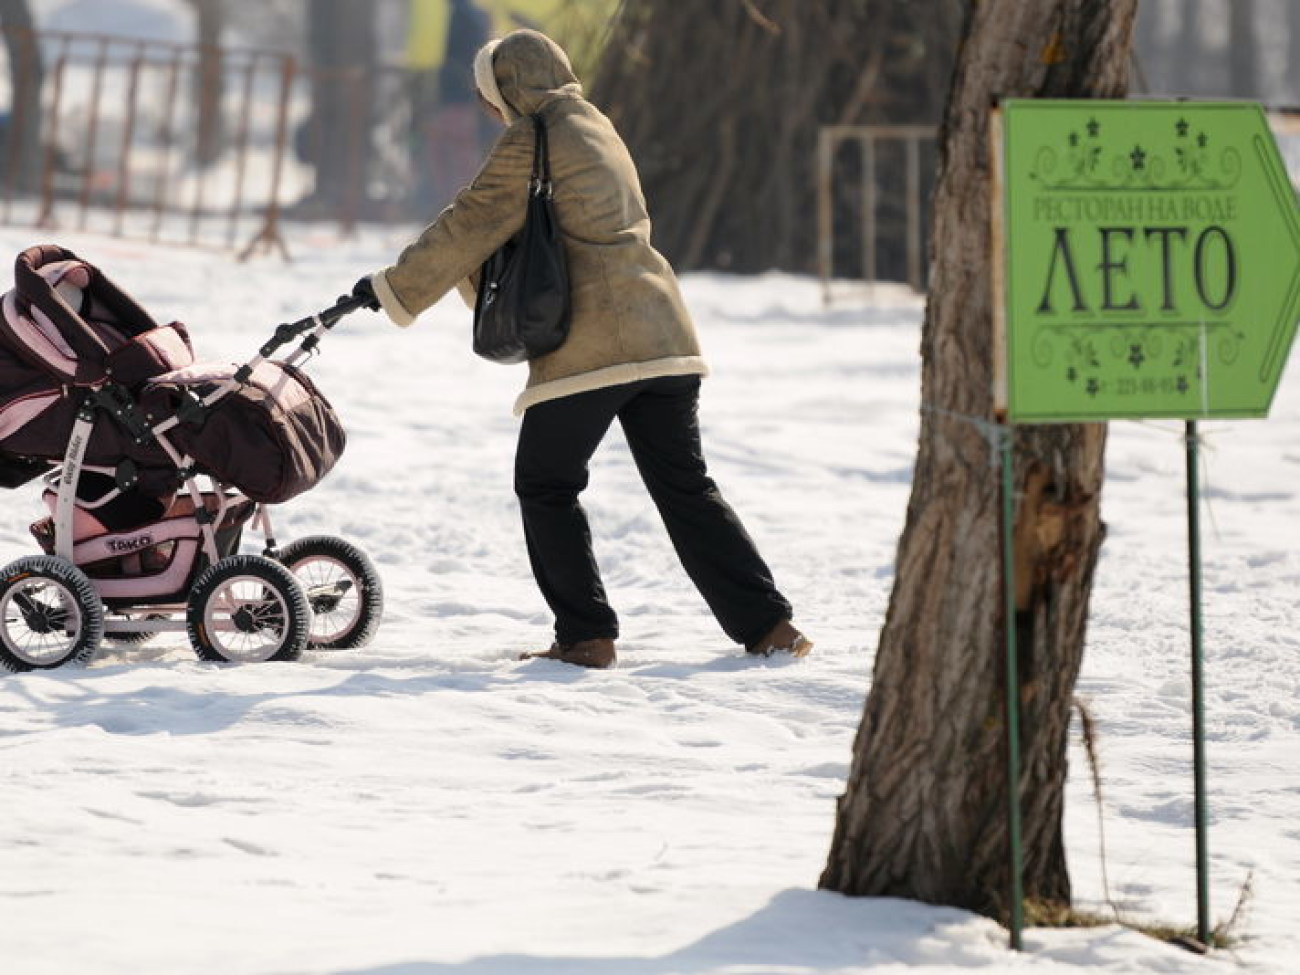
left=1, top=224, right=1298, bottom=975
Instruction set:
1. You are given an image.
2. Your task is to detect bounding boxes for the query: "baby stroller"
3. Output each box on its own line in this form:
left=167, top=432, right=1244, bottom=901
left=0, top=244, right=382, bottom=672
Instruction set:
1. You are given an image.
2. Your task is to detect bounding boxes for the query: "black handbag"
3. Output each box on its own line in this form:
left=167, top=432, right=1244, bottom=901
left=472, top=115, right=571, bottom=364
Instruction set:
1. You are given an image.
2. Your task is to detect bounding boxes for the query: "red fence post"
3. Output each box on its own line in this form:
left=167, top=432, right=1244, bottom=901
left=238, top=52, right=294, bottom=261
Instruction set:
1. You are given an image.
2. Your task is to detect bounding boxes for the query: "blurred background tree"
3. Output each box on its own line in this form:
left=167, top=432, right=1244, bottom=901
left=186, top=0, right=225, bottom=168
left=0, top=0, right=42, bottom=192
left=587, top=0, right=1296, bottom=278
left=300, top=0, right=377, bottom=212
left=590, top=0, right=964, bottom=276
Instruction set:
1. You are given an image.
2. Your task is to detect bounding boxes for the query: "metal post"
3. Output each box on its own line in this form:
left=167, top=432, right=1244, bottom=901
left=817, top=127, right=834, bottom=306
left=151, top=52, right=183, bottom=241
left=1000, top=424, right=1025, bottom=950
left=863, top=134, right=877, bottom=284
left=113, top=48, right=145, bottom=237
left=226, top=52, right=259, bottom=247
left=37, top=45, right=69, bottom=229
left=78, top=37, right=111, bottom=230
left=905, top=134, right=922, bottom=290
left=239, top=53, right=293, bottom=262
left=1185, top=420, right=1211, bottom=945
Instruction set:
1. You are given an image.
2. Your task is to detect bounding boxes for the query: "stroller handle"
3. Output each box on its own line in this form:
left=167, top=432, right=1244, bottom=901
left=259, top=294, right=371, bottom=359
left=321, top=293, right=374, bottom=323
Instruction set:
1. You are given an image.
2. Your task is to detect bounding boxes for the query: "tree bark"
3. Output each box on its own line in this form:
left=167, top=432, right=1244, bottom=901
left=0, top=0, right=43, bottom=193
left=820, top=0, right=1134, bottom=922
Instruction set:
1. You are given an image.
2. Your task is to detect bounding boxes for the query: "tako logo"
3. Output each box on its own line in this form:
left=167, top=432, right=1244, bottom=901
left=107, top=534, right=154, bottom=554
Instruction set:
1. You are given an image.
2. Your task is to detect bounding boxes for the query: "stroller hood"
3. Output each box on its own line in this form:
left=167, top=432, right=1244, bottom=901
left=0, top=245, right=195, bottom=492
left=2, top=244, right=168, bottom=385
left=2, top=244, right=346, bottom=511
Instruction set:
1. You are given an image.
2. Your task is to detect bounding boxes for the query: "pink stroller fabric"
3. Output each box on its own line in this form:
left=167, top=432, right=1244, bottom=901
left=30, top=488, right=257, bottom=602
left=0, top=246, right=196, bottom=523
left=2, top=244, right=347, bottom=514
left=1, top=244, right=193, bottom=388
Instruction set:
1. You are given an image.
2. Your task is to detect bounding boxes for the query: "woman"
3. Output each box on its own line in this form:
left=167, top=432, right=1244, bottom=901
left=353, top=29, right=810, bottom=669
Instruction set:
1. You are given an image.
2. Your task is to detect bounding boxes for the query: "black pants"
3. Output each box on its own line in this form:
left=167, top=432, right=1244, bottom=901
left=514, top=375, right=791, bottom=649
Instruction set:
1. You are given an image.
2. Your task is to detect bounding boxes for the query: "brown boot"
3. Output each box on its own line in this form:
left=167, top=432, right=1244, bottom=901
left=520, top=637, right=617, bottom=669
left=747, top=620, right=813, bottom=658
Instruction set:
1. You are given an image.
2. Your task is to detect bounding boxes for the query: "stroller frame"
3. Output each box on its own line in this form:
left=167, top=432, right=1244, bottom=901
left=1, top=293, right=383, bottom=671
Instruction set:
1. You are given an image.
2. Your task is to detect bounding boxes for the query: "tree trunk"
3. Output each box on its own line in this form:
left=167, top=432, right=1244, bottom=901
left=1132, top=0, right=1161, bottom=93
left=1172, top=0, right=1203, bottom=95
left=190, top=0, right=226, bottom=168
left=0, top=0, right=43, bottom=193
left=1291, top=0, right=1300, bottom=105
left=820, top=0, right=1134, bottom=923
left=305, top=0, right=375, bottom=211
left=1227, top=0, right=1259, bottom=100
left=590, top=0, right=964, bottom=275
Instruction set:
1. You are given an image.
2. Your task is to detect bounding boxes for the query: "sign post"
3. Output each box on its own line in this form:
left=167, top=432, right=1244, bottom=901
left=1184, top=419, right=1209, bottom=943
left=993, top=99, right=1300, bottom=949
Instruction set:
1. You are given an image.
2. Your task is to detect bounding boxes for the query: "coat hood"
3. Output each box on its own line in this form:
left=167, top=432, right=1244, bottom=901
left=473, top=29, right=582, bottom=122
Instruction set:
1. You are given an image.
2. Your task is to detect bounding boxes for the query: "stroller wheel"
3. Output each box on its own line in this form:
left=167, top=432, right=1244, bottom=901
left=186, top=555, right=310, bottom=664
left=278, top=535, right=383, bottom=649
left=0, top=556, right=104, bottom=672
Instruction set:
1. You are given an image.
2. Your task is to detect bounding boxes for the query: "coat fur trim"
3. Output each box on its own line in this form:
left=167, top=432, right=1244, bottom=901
left=372, top=271, right=417, bottom=327
left=513, top=356, right=709, bottom=416
left=473, top=40, right=508, bottom=120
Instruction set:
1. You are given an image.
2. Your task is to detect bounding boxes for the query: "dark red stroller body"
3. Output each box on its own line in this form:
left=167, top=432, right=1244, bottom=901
left=0, top=245, right=382, bottom=671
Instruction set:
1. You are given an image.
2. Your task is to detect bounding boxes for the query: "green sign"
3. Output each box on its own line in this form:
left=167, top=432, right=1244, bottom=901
left=996, top=100, right=1300, bottom=421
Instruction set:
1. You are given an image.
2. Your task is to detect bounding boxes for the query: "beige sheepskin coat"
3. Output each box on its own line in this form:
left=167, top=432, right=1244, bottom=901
left=372, top=29, right=707, bottom=415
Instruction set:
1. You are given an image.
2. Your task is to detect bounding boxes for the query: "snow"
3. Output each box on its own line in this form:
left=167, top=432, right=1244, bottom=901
left=1, top=223, right=1297, bottom=975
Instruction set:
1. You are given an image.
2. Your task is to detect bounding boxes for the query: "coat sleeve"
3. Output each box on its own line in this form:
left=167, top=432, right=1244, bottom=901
left=454, top=272, right=479, bottom=309
left=374, top=120, right=534, bottom=326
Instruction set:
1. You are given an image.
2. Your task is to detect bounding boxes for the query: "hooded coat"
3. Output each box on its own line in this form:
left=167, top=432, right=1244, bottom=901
left=372, top=30, right=707, bottom=415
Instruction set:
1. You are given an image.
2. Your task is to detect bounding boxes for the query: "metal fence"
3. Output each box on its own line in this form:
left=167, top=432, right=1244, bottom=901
left=1, top=28, right=302, bottom=256
left=816, top=124, right=938, bottom=303
left=0, top=27, right=464, bottom=260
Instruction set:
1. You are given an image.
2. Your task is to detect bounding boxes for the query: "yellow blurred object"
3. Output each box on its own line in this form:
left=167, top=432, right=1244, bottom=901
left=405, top=0, right=619, bottom=74
left=488, top=0, right=620, bottom=73
left=406, top=0, right=449, bottom=70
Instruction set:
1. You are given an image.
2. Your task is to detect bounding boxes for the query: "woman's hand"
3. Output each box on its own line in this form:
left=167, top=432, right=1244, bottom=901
left=351, top=276, right=380, bottom=311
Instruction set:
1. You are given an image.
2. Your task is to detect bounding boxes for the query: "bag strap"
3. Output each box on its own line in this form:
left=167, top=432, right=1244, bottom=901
left=529, top=114, right=552, bottom=197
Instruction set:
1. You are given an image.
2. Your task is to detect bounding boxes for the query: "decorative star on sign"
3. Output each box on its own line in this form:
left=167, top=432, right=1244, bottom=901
left=1198, top=132, right=1209, bottom=148
left=1128, top=344, right=1145, bottom=368
left=1130, top=145, right=1147, bottom=170
left=1176, top=118, right=1189, bottom=137
left=1069, top=131, right=1079, bottom=147
left=1086, top=377, right=1100, bottom=397
left=1087, top=118, right=1100, bottom=138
